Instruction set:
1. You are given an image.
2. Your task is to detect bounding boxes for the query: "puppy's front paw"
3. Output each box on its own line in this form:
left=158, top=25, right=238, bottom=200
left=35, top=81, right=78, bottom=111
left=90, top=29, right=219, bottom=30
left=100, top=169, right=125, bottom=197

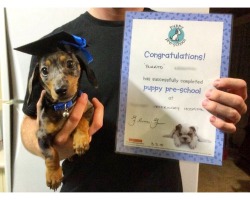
left=174, top=138, right=181, bottom=147
left=173, top=135, right=181, bottom=147
left=189, top=141, right=197, bottom=149
left=46, top=167, right=63, bottom=191
left=73, top=132, right=90, bottom=155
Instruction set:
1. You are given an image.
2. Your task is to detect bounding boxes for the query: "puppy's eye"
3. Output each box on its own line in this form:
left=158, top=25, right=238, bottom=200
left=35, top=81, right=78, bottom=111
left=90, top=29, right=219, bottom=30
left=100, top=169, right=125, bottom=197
left=41, top=67, right=48, bottom=77
left=67, top=60, right=74, bottom=69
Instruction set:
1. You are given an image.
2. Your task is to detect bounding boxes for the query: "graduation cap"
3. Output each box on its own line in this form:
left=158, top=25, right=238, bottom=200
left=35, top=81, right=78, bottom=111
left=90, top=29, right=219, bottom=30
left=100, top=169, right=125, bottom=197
left=15, top=31, right=93, bottom=63
left=15, top=31, right=98, bottom=88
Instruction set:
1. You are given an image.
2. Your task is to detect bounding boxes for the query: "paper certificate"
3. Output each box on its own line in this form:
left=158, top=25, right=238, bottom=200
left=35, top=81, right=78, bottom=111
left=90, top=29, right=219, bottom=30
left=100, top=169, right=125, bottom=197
left=116, top=12, right=232, bottom=165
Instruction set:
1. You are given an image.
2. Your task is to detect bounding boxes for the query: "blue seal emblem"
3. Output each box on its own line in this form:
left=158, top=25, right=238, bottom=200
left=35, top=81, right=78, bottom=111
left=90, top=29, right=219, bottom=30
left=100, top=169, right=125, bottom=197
left=166, top=25, right=186, bottom=46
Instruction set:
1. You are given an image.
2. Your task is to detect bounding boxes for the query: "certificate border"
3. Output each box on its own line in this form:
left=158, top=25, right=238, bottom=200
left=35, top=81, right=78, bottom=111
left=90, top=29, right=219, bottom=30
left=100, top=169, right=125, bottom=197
left=116, top=12, right=232, bottom=165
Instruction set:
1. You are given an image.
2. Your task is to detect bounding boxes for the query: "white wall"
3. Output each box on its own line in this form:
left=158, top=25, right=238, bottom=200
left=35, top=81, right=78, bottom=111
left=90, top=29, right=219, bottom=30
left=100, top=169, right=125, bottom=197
left=5, top=7, right=208, bottom=192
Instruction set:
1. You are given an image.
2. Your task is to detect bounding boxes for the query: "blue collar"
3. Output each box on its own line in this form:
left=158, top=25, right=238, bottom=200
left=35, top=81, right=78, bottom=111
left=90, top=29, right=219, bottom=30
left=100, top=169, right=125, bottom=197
left=44, top=90, right=82, bottom=111
left=53, top=100, right=74, bottom=111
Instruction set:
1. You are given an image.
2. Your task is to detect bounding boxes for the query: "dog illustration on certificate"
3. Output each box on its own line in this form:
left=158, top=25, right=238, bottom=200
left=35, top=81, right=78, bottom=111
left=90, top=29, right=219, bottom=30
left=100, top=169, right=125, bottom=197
left=163, top=124, right=211, bottom=149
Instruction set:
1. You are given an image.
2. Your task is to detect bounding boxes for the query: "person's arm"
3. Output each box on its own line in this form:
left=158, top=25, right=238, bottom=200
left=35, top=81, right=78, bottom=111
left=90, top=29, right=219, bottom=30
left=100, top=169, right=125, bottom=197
left=21, top=91, right=104, bottom=160
left=202, top=77, right=247, bottom=133
left=21, top=115, right=44, bottom=158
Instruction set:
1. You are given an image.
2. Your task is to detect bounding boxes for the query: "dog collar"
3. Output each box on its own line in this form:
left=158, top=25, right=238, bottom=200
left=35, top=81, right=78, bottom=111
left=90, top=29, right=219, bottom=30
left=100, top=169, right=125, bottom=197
left=53, top=101, right=73, bottom=112
left=53, top=90, right=82, bottom=110
left=44, top=90, right=82, bottom=117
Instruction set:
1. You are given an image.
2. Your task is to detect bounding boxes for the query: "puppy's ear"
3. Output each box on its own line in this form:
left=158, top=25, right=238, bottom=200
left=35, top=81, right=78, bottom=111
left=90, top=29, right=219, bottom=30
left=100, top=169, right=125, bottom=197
left=189, top=126, right=197, bottom=136
left=176, top=124, right=182, bottom=131
left=27, top=63, right=40, bottom=105
left=189, top=126, right=196, bottom=132
left=168, top=124, right=182, bottom=137
left=77, top=55, right=98, bottom=88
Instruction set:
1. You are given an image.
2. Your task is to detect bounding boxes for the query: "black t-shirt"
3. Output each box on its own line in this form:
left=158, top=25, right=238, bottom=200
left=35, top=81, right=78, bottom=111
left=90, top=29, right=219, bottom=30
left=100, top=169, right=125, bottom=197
left=22, top=10, right=183, bottom=192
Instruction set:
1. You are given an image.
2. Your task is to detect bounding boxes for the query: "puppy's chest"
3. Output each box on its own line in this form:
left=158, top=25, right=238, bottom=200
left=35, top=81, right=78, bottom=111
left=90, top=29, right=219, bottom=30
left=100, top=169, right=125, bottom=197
left=41, top=107, right=72, bottom=135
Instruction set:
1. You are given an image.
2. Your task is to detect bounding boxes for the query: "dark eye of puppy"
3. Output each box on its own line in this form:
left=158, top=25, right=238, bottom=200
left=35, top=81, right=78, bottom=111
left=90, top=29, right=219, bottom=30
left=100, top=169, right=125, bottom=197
left=41, top=67, right=49, bottom=77
left=67, top=60, right=74, bottom=69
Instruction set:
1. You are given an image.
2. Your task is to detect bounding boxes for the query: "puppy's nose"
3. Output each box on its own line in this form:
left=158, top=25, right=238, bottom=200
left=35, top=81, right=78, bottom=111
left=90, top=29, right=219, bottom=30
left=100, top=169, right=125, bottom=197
left=55, top=88, right=67, bottom=95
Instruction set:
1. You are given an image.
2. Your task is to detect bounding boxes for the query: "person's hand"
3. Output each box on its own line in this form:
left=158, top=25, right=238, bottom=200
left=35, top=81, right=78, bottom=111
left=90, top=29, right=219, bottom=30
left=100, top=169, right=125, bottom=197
left=202, top=78, right=247, bottom=133
left=52, top=93, right=104, bottom=160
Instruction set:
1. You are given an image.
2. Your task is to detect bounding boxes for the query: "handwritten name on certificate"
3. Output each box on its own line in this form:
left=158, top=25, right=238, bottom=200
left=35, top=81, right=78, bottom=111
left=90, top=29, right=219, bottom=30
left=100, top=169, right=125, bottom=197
left=116, top=12, right=232, bottom=165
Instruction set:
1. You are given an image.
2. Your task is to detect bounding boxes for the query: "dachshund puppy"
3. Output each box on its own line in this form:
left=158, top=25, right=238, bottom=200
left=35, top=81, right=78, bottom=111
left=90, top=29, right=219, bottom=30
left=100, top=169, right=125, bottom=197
left=31, top=51, right=94, bottom=190
left=15, top=32, right=97, bottom=190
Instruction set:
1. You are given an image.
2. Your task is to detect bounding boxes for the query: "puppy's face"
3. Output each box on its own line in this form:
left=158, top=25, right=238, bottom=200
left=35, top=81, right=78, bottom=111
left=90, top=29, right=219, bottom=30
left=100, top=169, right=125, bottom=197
left=179, top=126, right=196, bottom=144
left=39, top=51, right=81, bottom=102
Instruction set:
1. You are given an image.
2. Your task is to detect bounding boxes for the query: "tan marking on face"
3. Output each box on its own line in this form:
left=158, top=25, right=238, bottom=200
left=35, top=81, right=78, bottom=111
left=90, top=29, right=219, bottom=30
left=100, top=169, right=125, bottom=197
left=67, top=76, right=79, bottom=95
left=59, top=55, right=66, bottom=62
left=77, top=63, right=81, bottom=70
left=45, top=60, right=51, bottom=67
left=47, top=80, right=57, bottom=99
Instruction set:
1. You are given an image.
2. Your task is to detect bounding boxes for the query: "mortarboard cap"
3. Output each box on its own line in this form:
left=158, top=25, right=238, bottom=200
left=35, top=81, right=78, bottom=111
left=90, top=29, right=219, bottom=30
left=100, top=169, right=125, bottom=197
left=15, top=31, right=97, bottom=88
left=15, top=31, right=93, bottom=64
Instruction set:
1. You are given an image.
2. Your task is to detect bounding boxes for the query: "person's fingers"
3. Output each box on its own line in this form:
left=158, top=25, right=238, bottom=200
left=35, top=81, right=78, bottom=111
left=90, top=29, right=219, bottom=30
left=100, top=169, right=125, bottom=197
left=36, top=90, right=46, bottom=124
left=89, top=97, right=104, bottom=136
left=213, top=78, right=247, bottom=101
left=205, top=86, right=247, bottom=115
left=202, top=77, right=249, bottom=133
left=202, top=98, right=241, bottom=124
left=54, top=93, right=88, bottom=145
left=209, top=115, right=236, bottom=133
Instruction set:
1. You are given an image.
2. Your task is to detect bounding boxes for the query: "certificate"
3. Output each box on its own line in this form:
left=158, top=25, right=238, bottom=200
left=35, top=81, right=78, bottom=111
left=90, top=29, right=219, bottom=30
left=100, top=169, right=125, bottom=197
left=115, top=12, right=232, bottom=165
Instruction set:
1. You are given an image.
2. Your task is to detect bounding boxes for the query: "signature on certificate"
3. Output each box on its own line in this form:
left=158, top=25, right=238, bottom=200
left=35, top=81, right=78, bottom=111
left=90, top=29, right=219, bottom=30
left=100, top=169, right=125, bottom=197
left=128, top=115, right=166, bottom=128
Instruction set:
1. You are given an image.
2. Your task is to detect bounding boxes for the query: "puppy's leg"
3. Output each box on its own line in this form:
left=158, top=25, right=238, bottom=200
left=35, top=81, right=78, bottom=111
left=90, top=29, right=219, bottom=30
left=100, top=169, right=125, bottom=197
left=73, top=117, right=91, bottom=155
left=73, top=101, right=94, bottom=155
left=38, top=135, right=62, bottom=190
left=173, top=134, right=181, bottom=147
left=189, top=136, right=198, bottom=149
